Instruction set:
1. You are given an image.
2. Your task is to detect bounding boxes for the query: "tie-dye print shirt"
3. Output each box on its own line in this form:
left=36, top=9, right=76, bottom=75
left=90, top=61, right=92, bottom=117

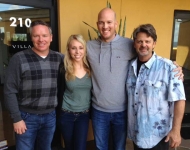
left=126, top=52, right=186, bottom=148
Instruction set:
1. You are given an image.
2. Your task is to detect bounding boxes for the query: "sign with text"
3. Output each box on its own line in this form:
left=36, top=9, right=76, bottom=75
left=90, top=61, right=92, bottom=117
left=10, top=17, right=31, bottom=28
left=9, top=41, right=33, bottom=55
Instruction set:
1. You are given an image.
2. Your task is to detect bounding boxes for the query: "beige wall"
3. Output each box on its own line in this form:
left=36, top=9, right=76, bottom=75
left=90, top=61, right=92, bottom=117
left=58, top=0, right=190, bottom=59
left=57, top=0, right=190, bottom=142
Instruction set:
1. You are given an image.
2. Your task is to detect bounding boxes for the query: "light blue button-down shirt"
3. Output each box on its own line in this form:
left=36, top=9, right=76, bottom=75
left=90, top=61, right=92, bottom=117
left=126, top=52, right=186, bottom=148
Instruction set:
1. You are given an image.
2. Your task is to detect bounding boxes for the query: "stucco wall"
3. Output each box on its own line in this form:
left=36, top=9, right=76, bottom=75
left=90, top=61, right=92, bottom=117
left=57, top=0, right=190, bottom=143
left=58, top=0, right=190, bottom=59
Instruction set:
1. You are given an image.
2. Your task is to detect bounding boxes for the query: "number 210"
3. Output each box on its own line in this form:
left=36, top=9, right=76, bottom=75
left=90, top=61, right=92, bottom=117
left=10, top=17, right=31, bottom=28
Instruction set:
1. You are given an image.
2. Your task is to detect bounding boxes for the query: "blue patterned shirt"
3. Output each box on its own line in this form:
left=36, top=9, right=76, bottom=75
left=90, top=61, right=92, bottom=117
left=126, top=52, right=186, bottom=148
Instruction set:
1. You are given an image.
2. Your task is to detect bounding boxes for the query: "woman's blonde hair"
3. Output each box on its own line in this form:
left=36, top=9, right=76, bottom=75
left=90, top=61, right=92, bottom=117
left=64, top=34, right=91, bottom=81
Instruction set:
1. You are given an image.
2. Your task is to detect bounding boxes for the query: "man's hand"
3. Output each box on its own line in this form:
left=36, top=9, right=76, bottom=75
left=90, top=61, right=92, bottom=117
left=165, top=129, right=181, bottom=148
left=173, top=61, right=184, bottom=80
left=13, top=120, right=27, bottom=134
left=166, top=100, right=185, bottom=148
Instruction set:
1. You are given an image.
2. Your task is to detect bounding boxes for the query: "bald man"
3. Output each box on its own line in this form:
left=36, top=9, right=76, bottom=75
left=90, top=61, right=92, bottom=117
left=87, top=8, right=135, bottom=150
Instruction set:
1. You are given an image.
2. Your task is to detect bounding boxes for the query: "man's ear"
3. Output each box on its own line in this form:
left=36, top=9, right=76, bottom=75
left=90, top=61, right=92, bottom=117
left=51, top=34, right=53, bottom=42
left=153, top=41, right=157, bottom=49
left=133, top=41, right=136, bottom=48
left=115, top=20, right=118, bottom=28
left=96, top=22, right=99, bottom=27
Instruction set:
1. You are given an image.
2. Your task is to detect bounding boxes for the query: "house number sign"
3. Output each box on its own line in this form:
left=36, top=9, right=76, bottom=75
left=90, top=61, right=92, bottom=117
left=9, top=17, right=32, bottom=28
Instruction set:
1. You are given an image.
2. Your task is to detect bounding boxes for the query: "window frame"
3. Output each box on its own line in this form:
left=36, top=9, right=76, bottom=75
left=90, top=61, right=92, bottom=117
left=0, top=0, right=59, bottom=52
left=170, top=10, right=190, bottom=59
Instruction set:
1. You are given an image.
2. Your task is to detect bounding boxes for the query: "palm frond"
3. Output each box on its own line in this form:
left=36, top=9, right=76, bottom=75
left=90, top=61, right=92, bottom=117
left=88, top=29, right=92, bottom=40
left=118, top=19, right=122, bottom=35
left=122, top=16, right=126, bottom=37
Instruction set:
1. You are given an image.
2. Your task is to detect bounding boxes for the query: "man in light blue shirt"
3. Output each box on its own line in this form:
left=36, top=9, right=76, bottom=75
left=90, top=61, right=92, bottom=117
left=126, top=24, right=186, bottom=150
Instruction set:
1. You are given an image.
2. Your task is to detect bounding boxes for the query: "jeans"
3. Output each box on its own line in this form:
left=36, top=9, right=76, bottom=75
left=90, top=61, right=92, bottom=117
left=16, top=110, right=56, bottom=150
left=59, top=110, right=89, bottom=150
left=91, top=107, right=127, bottom=150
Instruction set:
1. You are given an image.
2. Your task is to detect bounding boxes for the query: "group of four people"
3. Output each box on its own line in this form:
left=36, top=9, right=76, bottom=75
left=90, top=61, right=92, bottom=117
left=4, top=7, right=185, bottom=150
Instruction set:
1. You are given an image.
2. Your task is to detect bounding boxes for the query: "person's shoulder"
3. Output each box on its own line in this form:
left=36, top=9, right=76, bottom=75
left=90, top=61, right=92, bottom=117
left=114, top=36, right=134, bottom=48
left=125, top=37, right=133, bottom=43
left=86, top=39, right=100, bottom=50
left=87, top=39, right=99, bottom=45
left=116, top=35, right=134, bottom=48
left=50, top=50, right=64, bottom=58
left=11, top=49, right=30, bottom=58
left=116, top=35, right=133, bottom=42
left=156, top=55, right=173, bottom=64
left=124, top=37, right=134, bottom=46
left=50, top=50, right=61, bottom=55
left=156, top=55, right=175, bottom=70
left=8, top=49, right=30, bottom=65
left=122, top=36, right=133, bottom=41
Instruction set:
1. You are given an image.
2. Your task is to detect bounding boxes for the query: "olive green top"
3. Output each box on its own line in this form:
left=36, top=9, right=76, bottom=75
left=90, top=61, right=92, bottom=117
left=62, top=73, right=92, bottom=112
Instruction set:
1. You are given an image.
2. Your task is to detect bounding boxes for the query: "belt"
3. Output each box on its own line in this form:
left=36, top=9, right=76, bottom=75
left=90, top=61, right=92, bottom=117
left=62, top=109, right=89, bottom=115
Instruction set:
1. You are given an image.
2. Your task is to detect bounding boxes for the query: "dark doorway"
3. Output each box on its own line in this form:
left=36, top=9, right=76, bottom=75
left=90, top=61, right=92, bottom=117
left=0, top=0, right=58, bottom=149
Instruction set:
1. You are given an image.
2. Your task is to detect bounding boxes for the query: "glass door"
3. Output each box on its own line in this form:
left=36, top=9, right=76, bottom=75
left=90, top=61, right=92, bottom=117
left=171, top=10, right=190, bottom=141
left=171, top=11, right=190, bottom=114
left=0, top=1, right=54, bottom=148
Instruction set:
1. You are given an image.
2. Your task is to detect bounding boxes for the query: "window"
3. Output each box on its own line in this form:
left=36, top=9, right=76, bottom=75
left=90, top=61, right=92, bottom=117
left=171, top=10, right=190, bottom=140
left=171, top=10, right=190, bottom=112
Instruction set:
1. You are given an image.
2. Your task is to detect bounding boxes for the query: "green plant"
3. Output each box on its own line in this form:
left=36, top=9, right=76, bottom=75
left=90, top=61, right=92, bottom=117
left=83, top=1, right=127, bottom=40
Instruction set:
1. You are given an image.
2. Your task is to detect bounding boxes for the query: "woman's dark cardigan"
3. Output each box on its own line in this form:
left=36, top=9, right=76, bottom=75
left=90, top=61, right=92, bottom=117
left=57, top=62, right=66, bottom=114
left=54, top=62, right=65, bottom=146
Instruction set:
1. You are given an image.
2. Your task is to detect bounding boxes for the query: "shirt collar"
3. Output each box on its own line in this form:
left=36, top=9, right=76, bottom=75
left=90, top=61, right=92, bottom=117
left=132, top=51, right=157, bottom=69
left=144, top=51, right=157, bottom=69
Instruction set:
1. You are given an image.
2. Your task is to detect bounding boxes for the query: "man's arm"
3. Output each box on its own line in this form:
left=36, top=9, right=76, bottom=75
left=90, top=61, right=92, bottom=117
left=165, top=100, right=185, bottom=148
left=4, top=54, right=27, bottom=134
left=173, top=61, right=184, bottom=80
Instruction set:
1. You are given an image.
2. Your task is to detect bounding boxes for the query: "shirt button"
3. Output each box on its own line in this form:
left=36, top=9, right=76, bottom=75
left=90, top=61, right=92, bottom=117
left=136, top=93, right=138, bottom=94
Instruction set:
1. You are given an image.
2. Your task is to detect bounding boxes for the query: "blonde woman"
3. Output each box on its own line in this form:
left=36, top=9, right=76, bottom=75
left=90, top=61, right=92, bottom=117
left=58, top=34, right=92, bottom=150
